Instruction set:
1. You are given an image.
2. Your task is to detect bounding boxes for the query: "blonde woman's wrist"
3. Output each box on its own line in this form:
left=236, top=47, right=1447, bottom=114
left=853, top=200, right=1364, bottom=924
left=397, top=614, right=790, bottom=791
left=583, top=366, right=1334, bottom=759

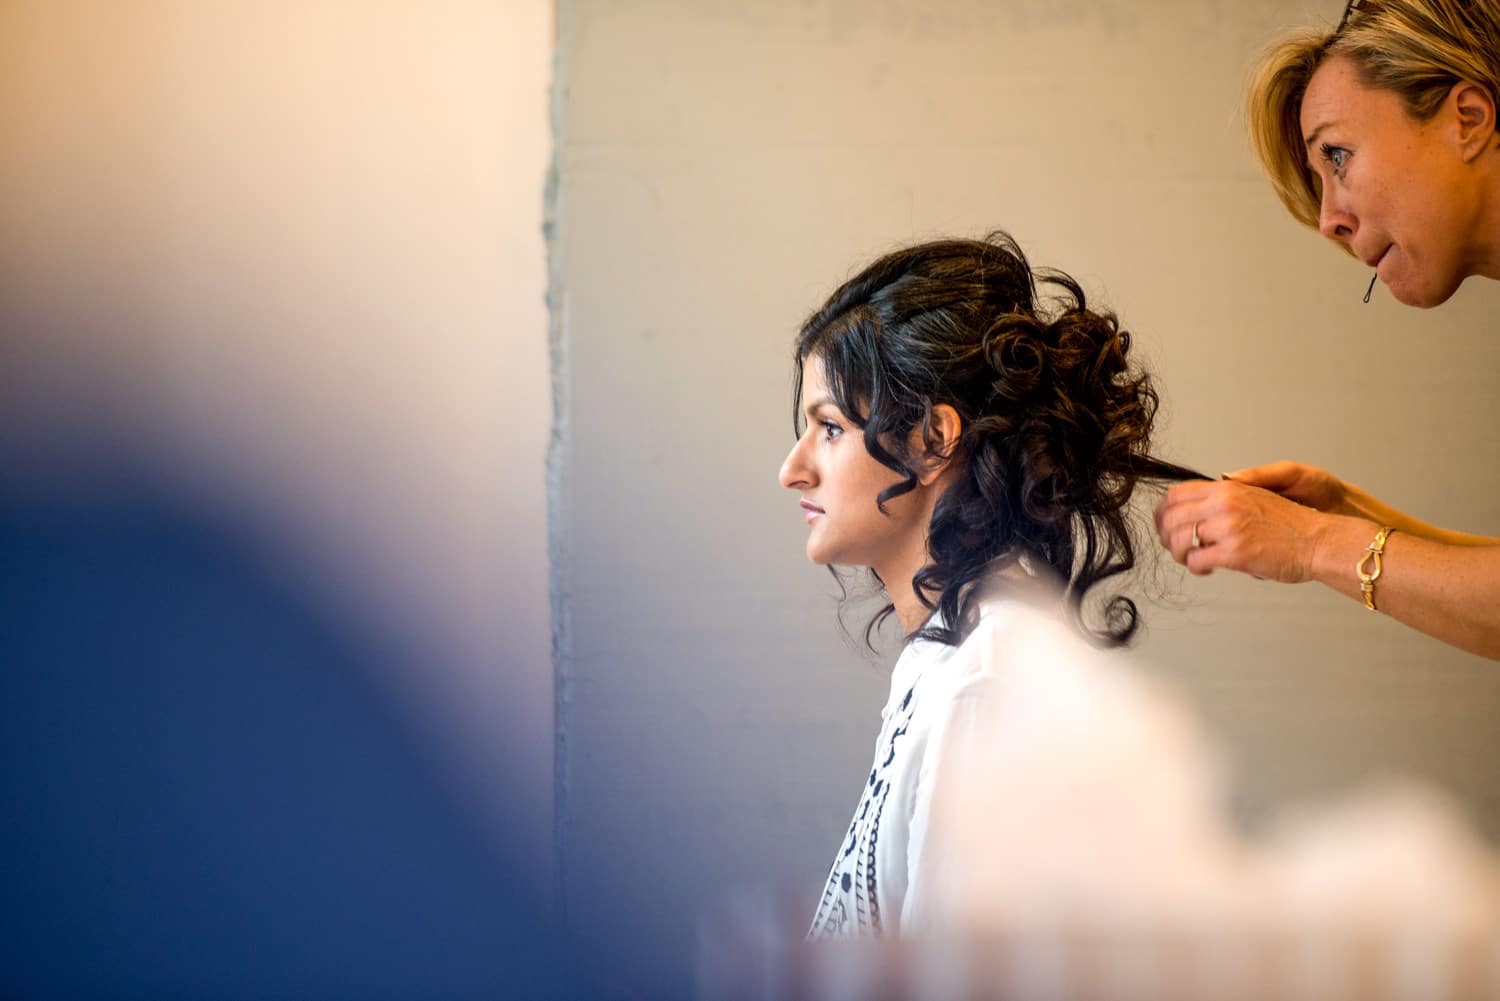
left=1308, top=514, right=1382, bottom=593
left=1330, top=478, right=1371, bottom=520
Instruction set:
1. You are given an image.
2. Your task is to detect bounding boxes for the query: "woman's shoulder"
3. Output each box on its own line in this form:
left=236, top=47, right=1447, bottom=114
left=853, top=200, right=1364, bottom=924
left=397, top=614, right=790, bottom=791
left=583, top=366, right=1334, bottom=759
left=922, top=585, right=1143, bottom=717
left=962, top=580, right=1088, bottom=660
left=905, top=575, right=1121, bottom=706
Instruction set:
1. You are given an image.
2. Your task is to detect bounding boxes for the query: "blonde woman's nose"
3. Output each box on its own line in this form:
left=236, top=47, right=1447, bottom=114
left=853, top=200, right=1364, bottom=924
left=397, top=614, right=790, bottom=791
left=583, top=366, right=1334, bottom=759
left=1318, top=190, right=1356, bottom=243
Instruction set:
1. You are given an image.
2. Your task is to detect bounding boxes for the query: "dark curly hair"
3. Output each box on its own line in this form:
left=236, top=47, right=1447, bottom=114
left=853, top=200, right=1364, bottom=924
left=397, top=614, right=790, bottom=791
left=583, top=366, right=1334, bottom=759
left=792, top=231, right=1206, bottom=648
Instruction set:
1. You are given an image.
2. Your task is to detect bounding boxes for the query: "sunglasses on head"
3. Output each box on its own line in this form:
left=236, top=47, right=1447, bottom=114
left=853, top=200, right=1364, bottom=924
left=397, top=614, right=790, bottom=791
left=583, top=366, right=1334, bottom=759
left=1335, top=0, right=1362, bottom=34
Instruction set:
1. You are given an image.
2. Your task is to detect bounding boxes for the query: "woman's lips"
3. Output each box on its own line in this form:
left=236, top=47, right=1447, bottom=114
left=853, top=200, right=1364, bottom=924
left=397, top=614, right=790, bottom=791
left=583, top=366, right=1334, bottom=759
left=800, top=500, right=825, bottom=523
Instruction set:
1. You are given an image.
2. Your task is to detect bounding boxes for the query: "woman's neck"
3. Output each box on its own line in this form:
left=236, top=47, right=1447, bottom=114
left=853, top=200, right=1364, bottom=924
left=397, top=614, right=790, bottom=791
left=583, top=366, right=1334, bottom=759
left=876, top=540, right=937, bottom=636
left=1467, top=151, right=1500, bottom=283
left=877, top=467, right=963, bottom=635
left=886, top=578, right=932, bottom=636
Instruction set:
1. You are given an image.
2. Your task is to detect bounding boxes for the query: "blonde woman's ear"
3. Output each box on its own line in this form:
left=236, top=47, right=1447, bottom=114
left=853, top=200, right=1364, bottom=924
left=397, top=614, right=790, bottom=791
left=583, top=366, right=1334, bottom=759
left=1452, top=80, right=1497, bottom=160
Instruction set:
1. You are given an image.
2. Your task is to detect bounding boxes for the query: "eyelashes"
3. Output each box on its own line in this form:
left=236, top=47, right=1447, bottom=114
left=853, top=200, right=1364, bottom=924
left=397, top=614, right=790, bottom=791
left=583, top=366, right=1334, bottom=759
left=1320, top=142, right=1351, bottom=176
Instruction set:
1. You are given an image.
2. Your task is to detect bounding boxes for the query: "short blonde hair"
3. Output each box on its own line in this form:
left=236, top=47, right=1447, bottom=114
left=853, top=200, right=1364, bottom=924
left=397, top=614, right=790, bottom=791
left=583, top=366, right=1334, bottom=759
left=1247, top=0, right=1500, bottom=232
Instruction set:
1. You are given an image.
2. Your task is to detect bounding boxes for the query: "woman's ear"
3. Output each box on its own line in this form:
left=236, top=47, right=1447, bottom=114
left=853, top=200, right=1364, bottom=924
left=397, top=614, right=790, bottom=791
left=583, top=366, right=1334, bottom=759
left=912, top=404, right=963, bottom=486
left=1451, top=80, right=1497, bottom=161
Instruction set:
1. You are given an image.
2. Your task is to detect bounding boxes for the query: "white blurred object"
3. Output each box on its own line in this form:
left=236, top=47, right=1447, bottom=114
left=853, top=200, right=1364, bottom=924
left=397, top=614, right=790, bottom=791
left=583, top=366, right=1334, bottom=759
left=920, top=598, right=1500, bottom=998
left=706, top=592, right=1500, bottom=999
left=923, top=597, right=1248, bottom=936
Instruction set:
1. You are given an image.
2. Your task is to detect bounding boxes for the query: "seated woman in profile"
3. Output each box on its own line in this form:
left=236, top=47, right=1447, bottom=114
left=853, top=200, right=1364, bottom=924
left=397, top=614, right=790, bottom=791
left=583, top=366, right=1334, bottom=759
left=777, top=232, right=1206, bottom=938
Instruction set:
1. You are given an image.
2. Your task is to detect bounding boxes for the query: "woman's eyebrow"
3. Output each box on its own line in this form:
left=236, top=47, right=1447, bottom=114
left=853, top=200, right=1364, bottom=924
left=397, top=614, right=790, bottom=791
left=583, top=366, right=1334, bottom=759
left=803, top=396, right=835, bottom=419
left=1303, top=121, right=1335, bottom=149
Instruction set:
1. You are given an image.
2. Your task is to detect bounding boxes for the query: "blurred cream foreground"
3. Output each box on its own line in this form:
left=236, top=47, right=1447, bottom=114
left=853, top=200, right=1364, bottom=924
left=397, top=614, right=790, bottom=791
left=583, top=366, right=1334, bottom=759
left=699, top=590, right=1500, bottom=1000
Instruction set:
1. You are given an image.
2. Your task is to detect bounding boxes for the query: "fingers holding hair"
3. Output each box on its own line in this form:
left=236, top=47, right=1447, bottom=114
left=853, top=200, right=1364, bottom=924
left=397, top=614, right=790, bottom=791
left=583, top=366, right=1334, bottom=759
left=1155, top=481, right=1227, bottom=570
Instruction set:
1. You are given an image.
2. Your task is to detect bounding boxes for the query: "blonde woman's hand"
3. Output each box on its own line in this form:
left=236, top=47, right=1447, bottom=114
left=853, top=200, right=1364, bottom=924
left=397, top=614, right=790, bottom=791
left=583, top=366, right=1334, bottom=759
left=1222, top=461, right=1353, bottom=516
left=1153, top=476, right=1346, bottom=582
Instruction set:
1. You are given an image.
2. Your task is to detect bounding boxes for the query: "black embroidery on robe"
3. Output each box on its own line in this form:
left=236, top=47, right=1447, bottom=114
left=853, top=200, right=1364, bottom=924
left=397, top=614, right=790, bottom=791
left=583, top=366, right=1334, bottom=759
left=808, top=678, right=922, bottom=938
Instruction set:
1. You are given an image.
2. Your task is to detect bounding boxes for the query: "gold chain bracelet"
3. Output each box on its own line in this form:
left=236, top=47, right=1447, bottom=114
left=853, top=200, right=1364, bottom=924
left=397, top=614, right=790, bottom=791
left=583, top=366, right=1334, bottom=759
left=1356, top=525, right=1396, bottom=611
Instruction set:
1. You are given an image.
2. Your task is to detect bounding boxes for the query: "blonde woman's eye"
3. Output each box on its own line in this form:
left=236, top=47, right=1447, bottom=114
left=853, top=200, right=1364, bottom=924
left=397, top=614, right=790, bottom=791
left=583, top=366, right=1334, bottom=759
left=1320, top=142, right=1351, bottom=176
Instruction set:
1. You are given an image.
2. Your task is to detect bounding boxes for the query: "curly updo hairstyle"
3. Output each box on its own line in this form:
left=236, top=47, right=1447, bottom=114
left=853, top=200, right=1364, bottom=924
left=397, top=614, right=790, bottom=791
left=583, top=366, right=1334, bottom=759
left=793, top=231, right=1205, bottom=649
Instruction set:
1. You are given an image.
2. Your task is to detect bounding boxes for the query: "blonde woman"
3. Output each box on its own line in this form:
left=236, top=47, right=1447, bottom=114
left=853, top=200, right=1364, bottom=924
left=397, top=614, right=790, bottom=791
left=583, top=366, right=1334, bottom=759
left=1156, top=0, right=1500, bottom=658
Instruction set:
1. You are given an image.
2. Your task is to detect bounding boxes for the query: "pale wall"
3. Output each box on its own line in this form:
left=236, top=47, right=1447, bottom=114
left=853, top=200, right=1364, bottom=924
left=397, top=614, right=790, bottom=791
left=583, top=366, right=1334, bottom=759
left=551, top=0, right=1500, bottom=993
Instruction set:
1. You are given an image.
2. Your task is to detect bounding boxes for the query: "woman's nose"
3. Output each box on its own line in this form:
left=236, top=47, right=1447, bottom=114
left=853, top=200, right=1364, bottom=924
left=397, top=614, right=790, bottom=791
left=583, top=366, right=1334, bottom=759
left=1318, top=189, right=1356, bottom=243
left=779, top=436, right=812, bottom=490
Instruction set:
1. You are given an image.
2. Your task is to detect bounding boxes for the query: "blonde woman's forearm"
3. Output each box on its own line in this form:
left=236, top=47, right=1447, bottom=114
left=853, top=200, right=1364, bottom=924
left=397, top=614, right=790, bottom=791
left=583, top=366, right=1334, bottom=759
left=1310, top=516, right=1500, bottom=660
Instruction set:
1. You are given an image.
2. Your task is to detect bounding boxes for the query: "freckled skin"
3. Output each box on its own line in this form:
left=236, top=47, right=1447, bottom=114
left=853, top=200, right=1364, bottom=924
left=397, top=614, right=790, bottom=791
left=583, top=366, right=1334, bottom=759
left=1300, top=56, right=1500, bottom=307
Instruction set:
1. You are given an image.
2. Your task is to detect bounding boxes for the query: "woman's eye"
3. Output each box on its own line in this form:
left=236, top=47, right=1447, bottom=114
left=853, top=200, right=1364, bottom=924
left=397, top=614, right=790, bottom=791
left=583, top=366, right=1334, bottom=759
left=1321, top=143, right=1351, bottom=176
left=820, top=420, right=843, bottom=441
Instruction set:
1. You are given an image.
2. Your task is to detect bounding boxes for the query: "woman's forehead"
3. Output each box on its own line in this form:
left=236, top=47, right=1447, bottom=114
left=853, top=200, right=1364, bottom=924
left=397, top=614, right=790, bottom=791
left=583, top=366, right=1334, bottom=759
left=1299, top=55, right=1402, bottom=139
left=1300, top=57, right=1359, bottom=135
left=797, top=356, right=837, bottom=417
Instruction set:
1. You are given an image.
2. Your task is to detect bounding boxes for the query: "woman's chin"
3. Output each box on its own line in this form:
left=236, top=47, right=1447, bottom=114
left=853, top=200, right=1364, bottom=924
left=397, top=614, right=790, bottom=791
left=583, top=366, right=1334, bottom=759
left=1390, top=282, right=1450, bottom=308
left=1386, top=266, right=1463, bottom=308
left=806, top=539, right=859, bottom=568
